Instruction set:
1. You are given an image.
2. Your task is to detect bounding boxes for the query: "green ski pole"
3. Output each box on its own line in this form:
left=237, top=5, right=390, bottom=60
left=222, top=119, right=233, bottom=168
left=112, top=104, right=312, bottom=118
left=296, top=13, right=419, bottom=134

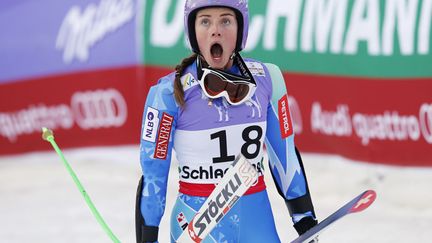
left=41, top=127, right=121, bottom=243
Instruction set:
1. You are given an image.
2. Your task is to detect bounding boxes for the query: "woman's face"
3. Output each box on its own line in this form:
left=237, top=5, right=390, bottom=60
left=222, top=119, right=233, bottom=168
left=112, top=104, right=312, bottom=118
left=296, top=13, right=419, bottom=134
left=195, top=7, right=238, bottom=70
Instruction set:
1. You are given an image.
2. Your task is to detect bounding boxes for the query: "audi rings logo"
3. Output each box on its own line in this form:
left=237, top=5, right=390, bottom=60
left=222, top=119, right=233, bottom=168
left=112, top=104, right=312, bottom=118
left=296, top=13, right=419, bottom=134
left=71, top=89, right=127, bottom=129
left=420, top=103, right=432, bottom=144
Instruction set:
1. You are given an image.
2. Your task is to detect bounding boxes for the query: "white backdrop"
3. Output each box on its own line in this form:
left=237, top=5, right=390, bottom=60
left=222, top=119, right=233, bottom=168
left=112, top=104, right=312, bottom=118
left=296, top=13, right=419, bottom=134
left=1, top=146, right=431, bottom=242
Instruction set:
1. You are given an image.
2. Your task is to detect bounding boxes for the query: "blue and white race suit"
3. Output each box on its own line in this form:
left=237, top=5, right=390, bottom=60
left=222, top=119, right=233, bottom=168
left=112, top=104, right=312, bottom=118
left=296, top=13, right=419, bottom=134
left=138, top=58, right=315, bottom=242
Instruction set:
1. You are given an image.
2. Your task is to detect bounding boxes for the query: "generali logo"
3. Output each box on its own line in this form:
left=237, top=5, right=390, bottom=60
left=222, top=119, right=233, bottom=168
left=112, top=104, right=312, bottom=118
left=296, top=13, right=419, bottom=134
left=56, top=0, right=135, bottom=63
left=154, top=113, right=174, bottom=160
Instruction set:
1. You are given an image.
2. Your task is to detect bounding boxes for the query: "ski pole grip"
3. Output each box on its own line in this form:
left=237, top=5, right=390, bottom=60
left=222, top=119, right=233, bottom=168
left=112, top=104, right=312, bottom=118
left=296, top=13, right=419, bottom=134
left=42, top=127, right=54, bottom=142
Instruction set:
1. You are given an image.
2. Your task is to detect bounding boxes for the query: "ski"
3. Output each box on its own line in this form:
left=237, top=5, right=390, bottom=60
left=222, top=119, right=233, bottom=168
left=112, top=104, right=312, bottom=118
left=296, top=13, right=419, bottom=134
left=291, top=190, right=377, bottom=243
left=177, top=154, right=258, bottom=243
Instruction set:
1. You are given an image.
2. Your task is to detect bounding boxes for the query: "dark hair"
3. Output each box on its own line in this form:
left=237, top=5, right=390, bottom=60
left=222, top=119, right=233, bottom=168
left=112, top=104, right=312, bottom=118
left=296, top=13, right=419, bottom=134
left=174, top=53, right=198, bottom=107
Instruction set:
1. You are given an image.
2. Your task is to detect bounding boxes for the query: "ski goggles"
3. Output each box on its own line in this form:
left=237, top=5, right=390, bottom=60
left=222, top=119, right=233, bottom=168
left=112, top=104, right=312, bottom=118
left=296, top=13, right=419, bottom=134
left=197, top=56, right=257, bottom=105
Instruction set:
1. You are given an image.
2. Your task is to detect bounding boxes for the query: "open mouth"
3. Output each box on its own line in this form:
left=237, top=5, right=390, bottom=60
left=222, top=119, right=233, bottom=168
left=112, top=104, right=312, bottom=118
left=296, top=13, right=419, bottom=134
left=210, top=43, right=223, bottom=59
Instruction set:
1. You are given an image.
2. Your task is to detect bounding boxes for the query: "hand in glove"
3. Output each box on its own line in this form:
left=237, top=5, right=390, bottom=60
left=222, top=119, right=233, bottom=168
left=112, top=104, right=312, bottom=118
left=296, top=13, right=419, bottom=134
left=294, top=216, right=318, bottom=243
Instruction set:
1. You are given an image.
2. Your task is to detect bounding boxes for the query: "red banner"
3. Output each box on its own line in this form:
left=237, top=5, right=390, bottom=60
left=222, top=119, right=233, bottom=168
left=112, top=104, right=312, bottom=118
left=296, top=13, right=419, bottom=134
left=1, top=65, right=431, bottom=166
left=0, top=66, right=150, bottom=154
left=285, top=73, right=432, bottom=166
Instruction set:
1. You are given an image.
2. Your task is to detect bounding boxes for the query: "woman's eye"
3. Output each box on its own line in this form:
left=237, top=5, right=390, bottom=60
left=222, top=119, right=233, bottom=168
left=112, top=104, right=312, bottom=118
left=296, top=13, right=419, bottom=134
left=222, top=18, right=231, bottom=26
left=201, top=19, right=210, bottom=26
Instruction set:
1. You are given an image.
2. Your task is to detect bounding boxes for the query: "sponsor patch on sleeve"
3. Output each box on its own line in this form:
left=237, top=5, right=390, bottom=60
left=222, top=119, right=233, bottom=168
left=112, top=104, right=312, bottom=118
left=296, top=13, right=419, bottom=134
left=245, top=61, right=266, bottom=76
left=154, top=112, right=174, bottom=159
left=181, top=73, right=199, bottom=91
left=142, top=107, right=159, bottom=142
left=278, top=95, right=294, bottom=138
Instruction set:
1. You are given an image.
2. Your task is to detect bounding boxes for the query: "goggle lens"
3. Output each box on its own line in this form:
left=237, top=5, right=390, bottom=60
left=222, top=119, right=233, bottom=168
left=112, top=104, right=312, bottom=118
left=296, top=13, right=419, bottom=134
left=204, top=73, right=228, bottom=94
left=196, top=55, right=257, bottom=105
left=203, top=72, right=252, bottom=104
left=226, top=83, right=249, bottom=103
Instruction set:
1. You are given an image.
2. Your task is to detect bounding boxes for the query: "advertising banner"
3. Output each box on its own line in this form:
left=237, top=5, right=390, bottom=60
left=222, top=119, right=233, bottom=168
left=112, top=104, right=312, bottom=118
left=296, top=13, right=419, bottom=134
left=1, top=0, right=431, bottom=166
left=0, top=67, right=148, bottom=154
left=0, top=0, right=147, bottom=154
left=139, top=0, right=432, bottom=166
left=0, top=0, right=137, bottom=83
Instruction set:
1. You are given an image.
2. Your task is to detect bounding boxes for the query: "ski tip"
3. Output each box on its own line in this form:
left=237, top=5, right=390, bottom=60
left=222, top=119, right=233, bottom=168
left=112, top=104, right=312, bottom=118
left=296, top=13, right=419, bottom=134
left=350, top=190, right=377, bottom=213
left=41, top=127, right=54, bottom=141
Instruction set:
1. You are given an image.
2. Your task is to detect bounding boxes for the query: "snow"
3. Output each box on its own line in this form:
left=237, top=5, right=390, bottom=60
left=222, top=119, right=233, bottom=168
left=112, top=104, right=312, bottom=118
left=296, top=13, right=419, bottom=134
left=1, top=145, right=431, bottom=242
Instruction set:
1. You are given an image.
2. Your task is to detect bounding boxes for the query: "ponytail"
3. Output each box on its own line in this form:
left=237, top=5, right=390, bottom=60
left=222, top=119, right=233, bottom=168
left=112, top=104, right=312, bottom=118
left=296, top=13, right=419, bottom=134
left=174, top=53, right=198, bottom=107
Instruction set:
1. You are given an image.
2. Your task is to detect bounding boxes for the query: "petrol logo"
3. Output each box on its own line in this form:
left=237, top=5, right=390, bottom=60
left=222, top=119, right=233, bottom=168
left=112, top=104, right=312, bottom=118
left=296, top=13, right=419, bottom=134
left=278, top=95, right=294, bottom=138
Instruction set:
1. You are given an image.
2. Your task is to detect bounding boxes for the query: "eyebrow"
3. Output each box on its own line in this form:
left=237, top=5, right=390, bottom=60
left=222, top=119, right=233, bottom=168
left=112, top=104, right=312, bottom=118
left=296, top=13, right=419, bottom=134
left=197, top=13, right=235, bottom=18
left=220, top=13, right=235, bottom=17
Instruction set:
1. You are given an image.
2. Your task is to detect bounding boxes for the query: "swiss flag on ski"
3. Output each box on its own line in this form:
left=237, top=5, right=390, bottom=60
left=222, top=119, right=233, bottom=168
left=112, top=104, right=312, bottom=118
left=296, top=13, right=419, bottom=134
left=291, top=190, right=377, bottom=243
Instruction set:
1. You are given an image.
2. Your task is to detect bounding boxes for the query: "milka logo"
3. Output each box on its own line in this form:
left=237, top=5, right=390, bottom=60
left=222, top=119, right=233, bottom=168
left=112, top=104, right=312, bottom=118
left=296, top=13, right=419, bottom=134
left=56, top=0, right=134, bottom=63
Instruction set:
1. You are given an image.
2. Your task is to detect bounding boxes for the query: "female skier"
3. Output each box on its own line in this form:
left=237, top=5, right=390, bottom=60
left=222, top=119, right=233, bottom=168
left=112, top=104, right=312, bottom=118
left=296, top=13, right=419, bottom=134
left=135, top=1, right=318, bottom=242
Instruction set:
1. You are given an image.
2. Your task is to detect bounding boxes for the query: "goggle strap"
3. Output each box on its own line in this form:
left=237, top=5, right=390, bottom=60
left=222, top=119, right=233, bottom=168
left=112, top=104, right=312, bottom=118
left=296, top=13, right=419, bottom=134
left=234, top=53, right=256, bottom=86
left=202, top=68, right=252, bottom=84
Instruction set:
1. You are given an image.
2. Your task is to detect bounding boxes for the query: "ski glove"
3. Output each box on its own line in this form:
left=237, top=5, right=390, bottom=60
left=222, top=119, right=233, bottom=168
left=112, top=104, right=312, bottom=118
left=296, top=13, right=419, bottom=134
left=294, top=216, right=318, bottom=243
left=294, top=216, right=317, bottom=235
left=138, top=225, right=158, bottom=243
